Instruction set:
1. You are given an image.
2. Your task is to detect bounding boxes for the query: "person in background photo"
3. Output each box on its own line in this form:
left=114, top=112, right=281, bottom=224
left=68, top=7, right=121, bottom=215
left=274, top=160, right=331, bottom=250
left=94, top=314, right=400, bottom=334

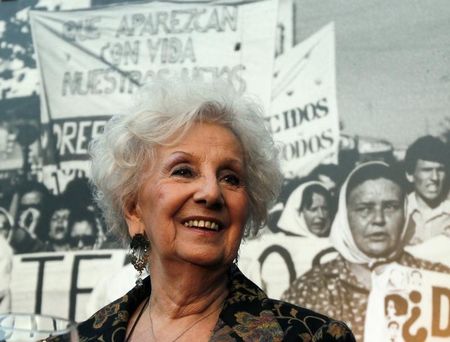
left=64, top=177, right=110, bottom=249
left=240, top=181, right=334, bottom=300
left=15, top=180, right=51, bottom=239
left=282, top=162, right=450, bottom=341
left=47, top=78, right=355, bottom=341
left=278, top=181, right=333, bottom=238
left=68, top=209, right=100, bottom=250
left=47, top=198, right=71, bottom=252
left=9, top=180, right=53, bottom=253
left=404, top=135, right=450, bottom=244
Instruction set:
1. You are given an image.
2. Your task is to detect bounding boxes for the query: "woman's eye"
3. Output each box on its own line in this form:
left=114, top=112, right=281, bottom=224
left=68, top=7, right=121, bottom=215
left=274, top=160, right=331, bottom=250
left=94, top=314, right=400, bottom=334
left=356, top=207, right=370, bottom=216
left=222, top=174, right=241, bottom=186
left=171, top=167, right=194, bottom=178
left=384, top=204, right=399, bottom=211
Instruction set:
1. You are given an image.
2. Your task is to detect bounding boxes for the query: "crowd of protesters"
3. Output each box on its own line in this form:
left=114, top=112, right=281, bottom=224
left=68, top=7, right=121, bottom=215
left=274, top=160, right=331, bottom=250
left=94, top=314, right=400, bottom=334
left=0, top=134, right=449, bottom=340
left=270, top=135, right=450, bottom=341
left=268, top=135, right=450, bottom=243
left=0, top=134, right=448, bottom=257
left=0, top=176, right=121, bottom=254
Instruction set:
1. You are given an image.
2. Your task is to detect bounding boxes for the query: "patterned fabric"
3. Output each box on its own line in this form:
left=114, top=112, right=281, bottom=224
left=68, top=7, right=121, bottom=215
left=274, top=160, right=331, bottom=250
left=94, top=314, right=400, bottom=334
left=43, top=266, right=355, bottom=341
left=282, top=251, right=450, bottom=341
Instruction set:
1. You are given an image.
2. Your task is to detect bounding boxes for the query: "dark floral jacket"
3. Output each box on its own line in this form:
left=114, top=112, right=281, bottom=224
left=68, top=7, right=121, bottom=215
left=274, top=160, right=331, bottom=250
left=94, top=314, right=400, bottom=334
left=44, top=266, right=355, bottom=341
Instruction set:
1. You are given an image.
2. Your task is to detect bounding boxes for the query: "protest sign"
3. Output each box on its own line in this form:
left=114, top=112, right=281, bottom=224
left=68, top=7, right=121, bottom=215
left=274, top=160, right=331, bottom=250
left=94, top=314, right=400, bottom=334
left=29, top=0, right=278, bottom=191
left=268, top=23, right=339, bottom=178
left=10, top=250, right=127, bottom=322
left=365, top=263, right=450, bottom=342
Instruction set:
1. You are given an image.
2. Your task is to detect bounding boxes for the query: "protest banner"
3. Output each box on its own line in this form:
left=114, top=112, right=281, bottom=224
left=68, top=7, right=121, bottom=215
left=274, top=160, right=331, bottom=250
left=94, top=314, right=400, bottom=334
left=238, top=234, right=332, bottom=298
left=365, top=264, right=450, bottom=342
left=29, top=0, right=278, bottom=192
left=10, top=250, right=128, bottom=322
left=268, top=23, right=339, bottom=178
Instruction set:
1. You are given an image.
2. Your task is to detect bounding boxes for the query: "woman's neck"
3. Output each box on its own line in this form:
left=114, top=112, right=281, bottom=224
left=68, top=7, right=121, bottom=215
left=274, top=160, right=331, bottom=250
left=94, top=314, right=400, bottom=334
left=126, top=259, right=230, bottom=341
left=148, top=257, right=229, bottom=319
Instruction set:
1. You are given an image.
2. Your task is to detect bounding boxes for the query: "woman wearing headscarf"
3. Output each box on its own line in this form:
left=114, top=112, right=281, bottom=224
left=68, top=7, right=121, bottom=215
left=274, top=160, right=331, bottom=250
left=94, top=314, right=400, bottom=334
left=282, top=162, right=450, bottom=341
left=251, top=181, right=335, bottom=295
left=46, top=79, right=355, bottom=341
left=277, top=181, right=333, bottom=238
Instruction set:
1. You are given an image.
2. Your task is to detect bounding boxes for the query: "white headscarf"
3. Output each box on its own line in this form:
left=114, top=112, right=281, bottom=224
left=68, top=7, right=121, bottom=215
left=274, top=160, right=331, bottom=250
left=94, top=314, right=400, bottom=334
left=277, top=181, right=330, bottom=238
left=329, top=161, right=410, bottom=265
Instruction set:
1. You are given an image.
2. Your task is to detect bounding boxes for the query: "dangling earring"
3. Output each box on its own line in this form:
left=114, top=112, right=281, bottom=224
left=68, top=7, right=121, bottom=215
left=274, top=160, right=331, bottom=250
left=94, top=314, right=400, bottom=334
left=129, top=233, right=150, bottom=286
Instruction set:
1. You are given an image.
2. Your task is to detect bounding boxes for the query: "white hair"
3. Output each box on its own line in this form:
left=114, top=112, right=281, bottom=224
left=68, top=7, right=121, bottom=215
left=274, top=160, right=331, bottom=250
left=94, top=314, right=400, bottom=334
left=89, top=78, right=282, bottom=243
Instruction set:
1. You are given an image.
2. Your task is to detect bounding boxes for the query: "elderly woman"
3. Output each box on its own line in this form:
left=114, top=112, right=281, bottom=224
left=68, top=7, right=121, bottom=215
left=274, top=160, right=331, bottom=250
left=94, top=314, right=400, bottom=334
left=48, top=79, right=354, bottom=341
left=282, top=162, right=450, bottom=341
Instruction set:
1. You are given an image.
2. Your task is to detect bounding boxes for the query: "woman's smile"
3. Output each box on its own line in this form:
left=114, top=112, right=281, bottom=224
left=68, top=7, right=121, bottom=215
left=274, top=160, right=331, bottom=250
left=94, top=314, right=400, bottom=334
left=182, top=217, right=223, bottom=231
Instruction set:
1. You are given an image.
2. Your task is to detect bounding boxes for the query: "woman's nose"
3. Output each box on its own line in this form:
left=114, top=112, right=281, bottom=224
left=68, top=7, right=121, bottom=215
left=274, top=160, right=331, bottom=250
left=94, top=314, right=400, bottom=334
left=317, top=208, right=326, bottom=219
left=193, top=176, right=224, bottom=208
left=372, top=207, right=386, bottom=225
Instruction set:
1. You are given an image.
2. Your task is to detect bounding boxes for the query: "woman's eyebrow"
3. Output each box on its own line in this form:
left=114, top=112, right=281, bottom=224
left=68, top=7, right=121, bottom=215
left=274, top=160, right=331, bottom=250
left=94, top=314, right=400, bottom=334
left=353, top=201, right=374, bottom=206
left=168, top=151, right=193, bottom=158
left=223, top=158, right=245, bottom=168
left=165, top=151, right=194, bottom=165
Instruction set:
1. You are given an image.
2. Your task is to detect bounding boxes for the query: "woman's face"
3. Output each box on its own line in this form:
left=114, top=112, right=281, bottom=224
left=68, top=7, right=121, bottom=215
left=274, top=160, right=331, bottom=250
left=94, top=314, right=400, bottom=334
left=301, top=192, right=331, bottom=237
left=347, top=178, right=404, bottom=258
left=49, top=208, right=70, bottom=241
left=127, top=122, right=249, bottom=269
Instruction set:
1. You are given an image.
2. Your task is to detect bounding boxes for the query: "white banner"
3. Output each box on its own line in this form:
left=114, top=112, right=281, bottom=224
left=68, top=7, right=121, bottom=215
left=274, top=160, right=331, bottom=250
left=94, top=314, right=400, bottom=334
left=365, top=264, right=450, bottom=342
left=30, top=0, right=277, bottom=120
left=10, top=250, right=127, bottom=322
left=238, top=233, right=332, bottom=298
left=29, top=0, right=278, bottom=191
left=268, top=23, right=339, bottom=178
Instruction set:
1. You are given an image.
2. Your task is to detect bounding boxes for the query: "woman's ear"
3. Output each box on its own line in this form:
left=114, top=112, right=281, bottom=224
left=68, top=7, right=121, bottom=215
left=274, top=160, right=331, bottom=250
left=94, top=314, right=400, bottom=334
left=124, top=199, right=145, bottom=237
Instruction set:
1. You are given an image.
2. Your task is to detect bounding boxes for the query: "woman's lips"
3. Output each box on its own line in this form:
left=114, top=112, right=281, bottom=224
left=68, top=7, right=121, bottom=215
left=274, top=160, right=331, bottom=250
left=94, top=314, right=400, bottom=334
left=183, top=219, right=221, bottom=231
left=366, top=232, right=389, bottom=241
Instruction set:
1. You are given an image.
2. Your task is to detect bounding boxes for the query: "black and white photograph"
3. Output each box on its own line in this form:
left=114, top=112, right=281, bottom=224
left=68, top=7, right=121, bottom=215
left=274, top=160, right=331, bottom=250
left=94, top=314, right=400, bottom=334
left=0, top=0, right=449, bottom=341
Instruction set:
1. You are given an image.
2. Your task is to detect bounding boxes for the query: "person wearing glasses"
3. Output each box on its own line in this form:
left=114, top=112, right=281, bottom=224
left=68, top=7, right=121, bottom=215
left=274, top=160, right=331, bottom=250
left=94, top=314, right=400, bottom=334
left=68, top=209, right=99, bottom=250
